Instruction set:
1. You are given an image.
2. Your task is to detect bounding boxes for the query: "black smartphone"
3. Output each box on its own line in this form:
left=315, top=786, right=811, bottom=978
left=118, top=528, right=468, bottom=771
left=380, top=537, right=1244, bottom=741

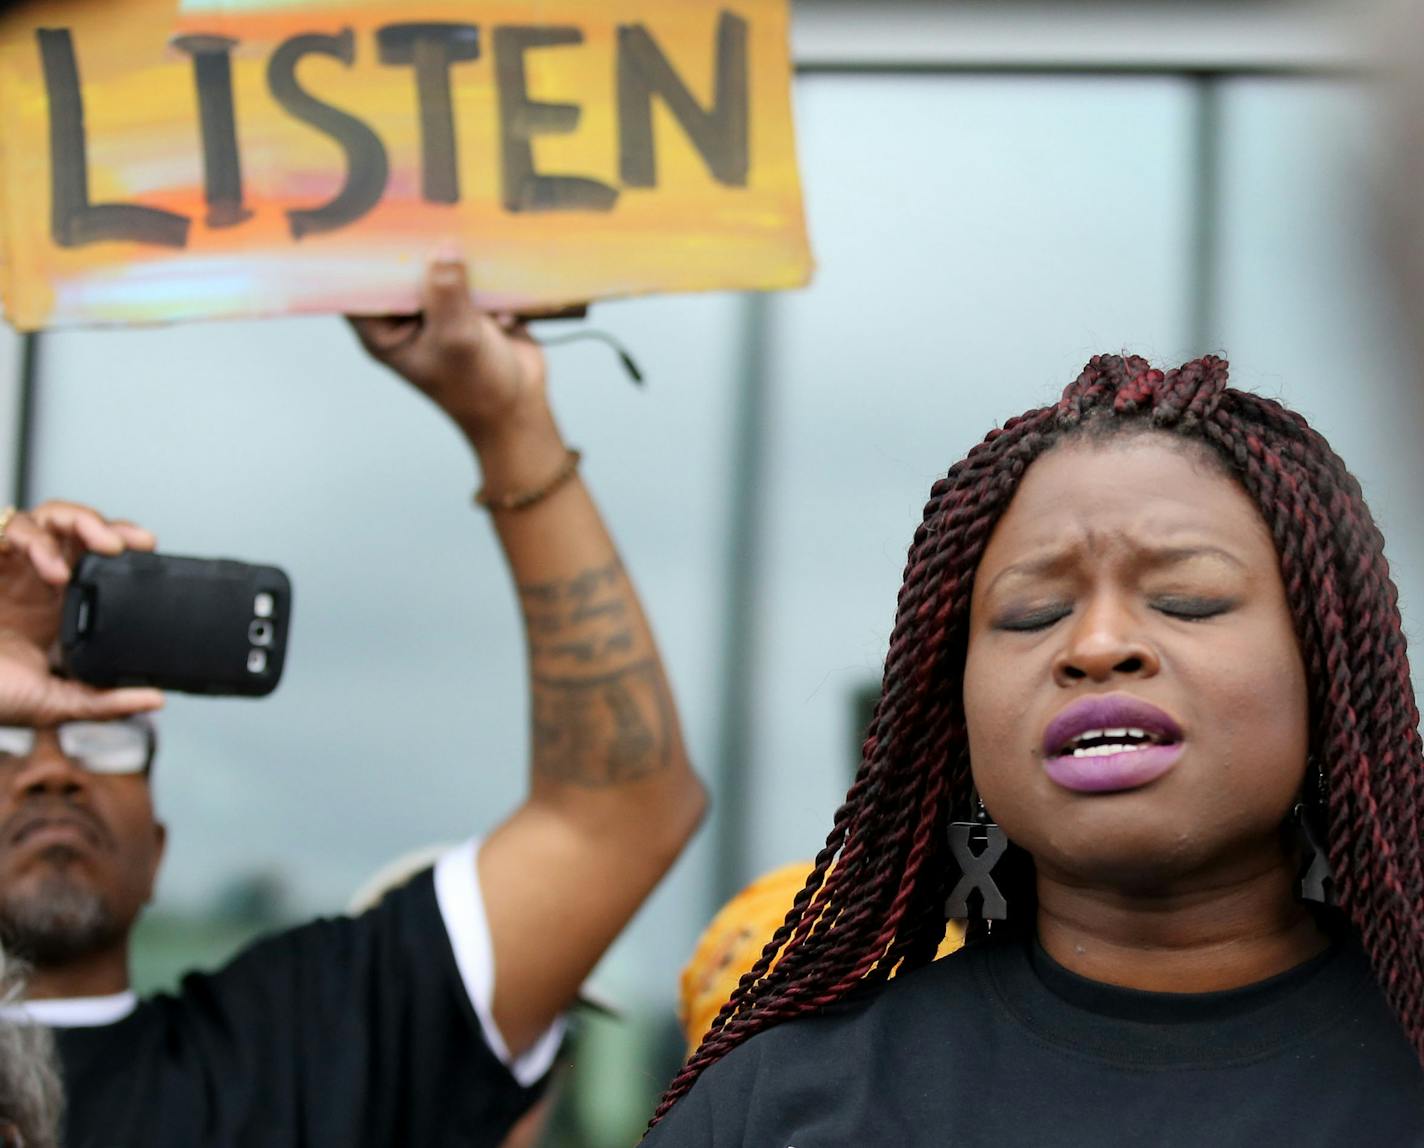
left=60, top=551, right=292, bottom=697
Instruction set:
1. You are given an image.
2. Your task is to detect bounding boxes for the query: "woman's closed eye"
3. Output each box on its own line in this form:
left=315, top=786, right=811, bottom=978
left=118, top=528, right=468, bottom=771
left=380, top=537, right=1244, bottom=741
left=993, top=605, right=1072, bottom=633
left=992, top=596, right=1236, bottom=632
left=1152, top=596, right=1236, bottom=621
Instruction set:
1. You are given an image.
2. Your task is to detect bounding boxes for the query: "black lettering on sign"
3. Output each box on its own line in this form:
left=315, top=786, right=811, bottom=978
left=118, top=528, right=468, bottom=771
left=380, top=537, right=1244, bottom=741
left=37, top=28, right=191, bottom=248
left=617, top=10, right=749, bottom=188
left=377, top=23, right=479, bottom=205
left=172, top=34, right=252, bottom=229
left=266, top=29, right=389, bottom=239
left=493, top=26, right=618, bottom=213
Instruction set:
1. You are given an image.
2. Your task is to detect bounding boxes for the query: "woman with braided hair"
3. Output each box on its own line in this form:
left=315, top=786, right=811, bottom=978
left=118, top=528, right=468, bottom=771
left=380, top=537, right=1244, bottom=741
left=643, top=354, right=1424, bottom=1146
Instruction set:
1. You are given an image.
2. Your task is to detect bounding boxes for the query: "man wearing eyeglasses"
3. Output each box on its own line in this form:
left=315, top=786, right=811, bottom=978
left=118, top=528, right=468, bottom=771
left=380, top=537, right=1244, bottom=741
left=0, top=258, right=708, bottom=1147
left=0, top=715, right=160, bottom=994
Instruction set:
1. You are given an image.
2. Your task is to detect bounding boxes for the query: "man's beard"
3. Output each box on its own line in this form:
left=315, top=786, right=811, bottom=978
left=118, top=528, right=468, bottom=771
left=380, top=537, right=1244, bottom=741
left=0, top=848, right=121, bottom=966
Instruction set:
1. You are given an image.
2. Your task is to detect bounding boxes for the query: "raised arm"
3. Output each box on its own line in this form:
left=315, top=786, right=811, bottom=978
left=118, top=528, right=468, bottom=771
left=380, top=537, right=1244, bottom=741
left=350, top=258, right=707, bottom=1056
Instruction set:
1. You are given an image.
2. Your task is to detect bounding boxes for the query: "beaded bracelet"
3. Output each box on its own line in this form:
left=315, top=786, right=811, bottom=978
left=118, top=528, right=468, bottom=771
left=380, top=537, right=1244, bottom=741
left=474, top=448, right=582, bottom=513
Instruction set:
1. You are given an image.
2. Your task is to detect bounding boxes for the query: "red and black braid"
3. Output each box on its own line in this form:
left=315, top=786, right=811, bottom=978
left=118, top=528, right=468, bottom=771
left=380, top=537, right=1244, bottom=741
left=651, top=354, right=1424, bottom=1125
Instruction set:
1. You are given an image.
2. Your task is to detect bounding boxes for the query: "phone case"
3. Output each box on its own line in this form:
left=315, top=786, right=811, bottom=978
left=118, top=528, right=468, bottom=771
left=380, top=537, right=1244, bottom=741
left=60, top=551, right=292, bottom=697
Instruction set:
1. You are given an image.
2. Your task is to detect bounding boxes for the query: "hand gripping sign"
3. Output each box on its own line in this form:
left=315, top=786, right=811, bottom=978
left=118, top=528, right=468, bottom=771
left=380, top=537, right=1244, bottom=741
left=0, top=0, right=812, bottom=329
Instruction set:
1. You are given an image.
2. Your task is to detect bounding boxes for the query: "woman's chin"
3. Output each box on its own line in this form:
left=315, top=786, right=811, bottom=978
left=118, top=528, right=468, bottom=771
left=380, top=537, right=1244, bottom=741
left=1031, top=833, right=1218, bottom=896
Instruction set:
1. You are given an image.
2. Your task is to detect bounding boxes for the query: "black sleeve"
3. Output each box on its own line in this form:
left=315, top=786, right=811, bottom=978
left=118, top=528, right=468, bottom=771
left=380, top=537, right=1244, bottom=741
left=158, top=868, right=542, bottom=1148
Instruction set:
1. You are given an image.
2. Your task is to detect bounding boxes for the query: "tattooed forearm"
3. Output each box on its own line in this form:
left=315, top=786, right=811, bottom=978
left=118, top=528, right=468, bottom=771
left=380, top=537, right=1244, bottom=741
left=532, top=661, right=673, bottom=786
left=532, top=631, right=636, bottom=664
left=519, top=559, right=671, bottom=787
left=520, top=559, right=622, bottom=613
left=571, top=598, right=628, bottom=625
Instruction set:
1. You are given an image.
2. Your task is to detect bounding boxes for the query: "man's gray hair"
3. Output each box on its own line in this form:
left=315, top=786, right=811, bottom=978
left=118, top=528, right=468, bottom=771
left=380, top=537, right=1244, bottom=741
left=0, top=947, right=62, bottom=1148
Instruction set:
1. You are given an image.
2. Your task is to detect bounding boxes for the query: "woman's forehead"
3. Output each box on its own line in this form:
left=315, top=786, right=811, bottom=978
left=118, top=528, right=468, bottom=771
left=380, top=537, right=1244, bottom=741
left=977, top=436, right=1276, bottom=577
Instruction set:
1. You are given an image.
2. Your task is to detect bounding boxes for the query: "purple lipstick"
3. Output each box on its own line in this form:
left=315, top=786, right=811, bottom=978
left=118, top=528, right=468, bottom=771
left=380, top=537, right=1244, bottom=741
left=1041, top=694, right=1185, bottom=794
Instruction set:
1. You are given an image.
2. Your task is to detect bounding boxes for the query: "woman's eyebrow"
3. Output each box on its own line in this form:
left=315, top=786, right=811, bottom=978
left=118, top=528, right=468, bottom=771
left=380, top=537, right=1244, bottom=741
left=983, top=549, right=1077, bottom=595
left=984, top=541, right=1244, bottom=596
left=1137, top=543, right=1246, bottom=570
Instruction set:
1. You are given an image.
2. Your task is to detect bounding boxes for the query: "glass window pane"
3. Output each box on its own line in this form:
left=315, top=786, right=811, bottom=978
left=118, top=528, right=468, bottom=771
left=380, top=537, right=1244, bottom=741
left=1212, top=78, right=1424, bottom=670
left=748, top=74, right=1198, bottom=881
left=0, top=327, right=22, bottom=503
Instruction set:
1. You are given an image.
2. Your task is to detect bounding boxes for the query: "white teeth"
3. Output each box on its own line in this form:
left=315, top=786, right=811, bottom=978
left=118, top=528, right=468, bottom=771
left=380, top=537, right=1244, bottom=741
left=1071, top=743, right=1146, bottom=758
left=1063, top=727, right=1161, bottom=757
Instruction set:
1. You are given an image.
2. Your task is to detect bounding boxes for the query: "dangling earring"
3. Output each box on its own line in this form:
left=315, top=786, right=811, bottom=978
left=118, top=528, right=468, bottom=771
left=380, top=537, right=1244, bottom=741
left=946, top=794, right=1009, bottom=921
left=1294, top=757, right=1334, bottom=906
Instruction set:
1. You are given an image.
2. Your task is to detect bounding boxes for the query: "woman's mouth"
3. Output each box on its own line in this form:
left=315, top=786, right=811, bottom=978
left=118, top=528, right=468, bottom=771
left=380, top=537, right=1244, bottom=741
left=1041, top=696, right=1185, bottom=794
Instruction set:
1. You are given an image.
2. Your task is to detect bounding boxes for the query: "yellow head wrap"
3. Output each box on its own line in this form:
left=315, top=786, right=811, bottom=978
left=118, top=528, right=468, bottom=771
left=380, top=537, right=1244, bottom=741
left=678, top=861, right=966, bottom=1052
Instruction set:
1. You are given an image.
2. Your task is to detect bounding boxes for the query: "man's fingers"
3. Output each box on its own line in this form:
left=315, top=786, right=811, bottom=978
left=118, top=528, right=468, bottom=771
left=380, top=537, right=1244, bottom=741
left=110, top=521, right=158, bottom=552
left=64, top=510, right=126, bottom=556
left=0, top=631, right=164, bottom=725
left=31, top=501, right=148, bottom=557
left=38, top=680, right=165, bottom=725
left=3, top=515, right=72, bottom=585
left=4, top=503, right=158, bottom=586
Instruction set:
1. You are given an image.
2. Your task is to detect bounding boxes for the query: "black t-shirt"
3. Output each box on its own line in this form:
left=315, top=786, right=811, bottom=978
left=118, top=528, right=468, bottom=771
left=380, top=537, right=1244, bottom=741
left=54, top=869, right=543, bottom=1148
left=643, top=935, right=1424, bottom=1147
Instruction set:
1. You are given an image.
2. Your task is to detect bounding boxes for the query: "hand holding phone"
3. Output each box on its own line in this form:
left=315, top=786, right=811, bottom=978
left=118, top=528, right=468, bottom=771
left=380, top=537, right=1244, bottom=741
left=0, top=501, right=165, bottom=722
left=0, top=501, right=156, bottom=649
left=0, top=631, right=163, bottom=726
left=61, top=552, right=292, bottom=697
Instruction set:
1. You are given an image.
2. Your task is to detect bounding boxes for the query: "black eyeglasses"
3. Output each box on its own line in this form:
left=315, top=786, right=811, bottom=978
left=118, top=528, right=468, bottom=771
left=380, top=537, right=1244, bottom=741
left=0, top=715, right=156, bottom=776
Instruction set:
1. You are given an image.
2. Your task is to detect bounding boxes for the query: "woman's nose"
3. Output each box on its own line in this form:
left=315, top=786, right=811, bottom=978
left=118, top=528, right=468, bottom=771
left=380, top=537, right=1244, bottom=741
left=1052, top=597, right=1160, bottom=685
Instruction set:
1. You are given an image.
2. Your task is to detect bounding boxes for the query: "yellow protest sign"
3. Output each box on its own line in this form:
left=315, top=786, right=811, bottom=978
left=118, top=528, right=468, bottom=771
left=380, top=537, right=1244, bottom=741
left=0, top=0, right=811, bottom=329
